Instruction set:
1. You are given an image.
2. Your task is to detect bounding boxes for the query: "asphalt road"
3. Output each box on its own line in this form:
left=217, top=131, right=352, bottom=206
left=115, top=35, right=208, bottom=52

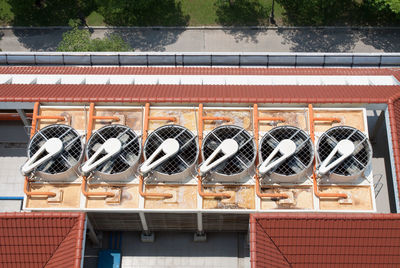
left=0, top=27, right=399, bottom=52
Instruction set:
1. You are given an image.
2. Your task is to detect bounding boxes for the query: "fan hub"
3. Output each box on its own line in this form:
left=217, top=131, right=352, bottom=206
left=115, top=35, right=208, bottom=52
left=103, top=138, right=122, bottom=155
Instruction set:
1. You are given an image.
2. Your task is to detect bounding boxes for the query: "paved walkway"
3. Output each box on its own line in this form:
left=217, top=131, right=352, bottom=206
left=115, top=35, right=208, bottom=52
left=0, top=27, right=400, bottom=52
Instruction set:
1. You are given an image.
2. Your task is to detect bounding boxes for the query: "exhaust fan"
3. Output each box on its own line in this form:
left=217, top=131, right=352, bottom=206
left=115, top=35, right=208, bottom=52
left=81, top=124, right=141, bottom=181
left=21, top=124, right=84, bottom=181
left=140, top=125, right=198, bottom=181
left=200, top=125, right=256, bottom=182
left=316, top=126, right=372, bottom=182
left=258, top=126, right=314, bottom=183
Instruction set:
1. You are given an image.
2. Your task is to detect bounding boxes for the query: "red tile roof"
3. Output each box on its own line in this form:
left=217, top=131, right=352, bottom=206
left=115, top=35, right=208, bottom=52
left=250, top=213, right=400, bottom=268
left=0, top=66, right=398, bottom=76
left=0, top=84, right=397, bottom=103
left=0, top=212, right=85, bottom=268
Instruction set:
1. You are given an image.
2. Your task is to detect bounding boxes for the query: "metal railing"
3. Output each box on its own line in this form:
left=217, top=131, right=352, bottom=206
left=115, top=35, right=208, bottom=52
left=0, top=52, right=399, bottom=67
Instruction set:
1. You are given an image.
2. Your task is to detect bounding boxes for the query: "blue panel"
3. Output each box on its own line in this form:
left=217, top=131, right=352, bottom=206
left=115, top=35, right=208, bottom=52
left=98, top=250, right=121, bottom=268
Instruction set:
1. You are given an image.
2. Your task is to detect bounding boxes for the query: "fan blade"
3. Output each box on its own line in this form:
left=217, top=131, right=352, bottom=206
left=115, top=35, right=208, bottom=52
left=118, top=133, right=130, bottom=144
left=100, top=161, right=114, bottom=173
left=91, top=142, right=102, bottom=152
left=206, top=140, right=220, bottom=150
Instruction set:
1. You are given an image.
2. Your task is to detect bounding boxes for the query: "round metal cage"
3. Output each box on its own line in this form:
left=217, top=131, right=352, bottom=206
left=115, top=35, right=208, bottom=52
left=259, top=126, right=314, bottom=181
left=201, top=125, right=256, bottom=181
left=85, top=124, right=141, bottom=179
left=27, top=124, right=84, bottom=180
left=316, top=126, right=372, bottom=180
left=143, top=125, right=198, bottom=180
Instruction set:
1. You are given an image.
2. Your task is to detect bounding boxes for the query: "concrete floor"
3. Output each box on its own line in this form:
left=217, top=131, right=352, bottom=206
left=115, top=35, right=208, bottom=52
left=84, top=231, right=250, bottom=268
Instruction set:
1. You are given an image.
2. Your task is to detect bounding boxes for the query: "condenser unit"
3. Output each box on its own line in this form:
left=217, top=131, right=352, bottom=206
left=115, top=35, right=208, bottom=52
left=200, top=125, right=256, bottom=182
left=81, top=124, right=141, bottom=181
left=21, top=124, right=84, bottom=181
left=316, top=126, right=372, bottom=182
left=258, top=126, right=314, bottom=183
left=140, top=125, right=198, bottom=182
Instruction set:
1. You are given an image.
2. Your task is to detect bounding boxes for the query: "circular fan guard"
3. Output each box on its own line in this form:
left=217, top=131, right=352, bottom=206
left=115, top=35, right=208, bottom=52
left=86, top=124, right=141, bottom=175
left=317, top=126, right=372, bottom=176
left=202, top=125, right=256, bottom=176
left=28, top=124, right=83, bottom=175
left=143, top=125, right=198, bottom=175
left=260, top=126, right=314, bottom=176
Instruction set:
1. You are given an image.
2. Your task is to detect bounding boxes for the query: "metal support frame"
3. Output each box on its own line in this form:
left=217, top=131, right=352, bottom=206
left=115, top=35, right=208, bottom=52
left=86, top=217, right=100, bottom=247
left=370, top=110, right=386, bottom=143
left=16, top=109, right=30, bottom=128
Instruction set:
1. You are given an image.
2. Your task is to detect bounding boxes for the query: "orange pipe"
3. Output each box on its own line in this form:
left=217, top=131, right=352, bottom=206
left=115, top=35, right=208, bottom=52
left=82, top=102, right=115, bottom=198
left=143, top=103, right=150, bottom=146
left=197, top=104, right=232, bottom=199
left=202, top=116, right=231, bottom=122
left=139, top=176, right=173, bottom=198
left=255, top=174, right=288, bottom=199
left=25, top=102, right=59, bottom=198
left=81, top=177, right=115, bottom=197
left=313, top=117, right=341, bottom=123
left=308, top=104, right=347, bottom=199
left=149, top=116, right=177, bottom=122
left=24, top=177, right=56, bottom=197
left=139, top=103, right=176, bottom=199
left=253, top=104, right=288, bottom=199
left=197, top=177, right=231, bottom=198
left=30, top=102, right=39, bottom=137
left=36, top=115, right=65, bottom=121
left=0, top=113, right=33, bottom=121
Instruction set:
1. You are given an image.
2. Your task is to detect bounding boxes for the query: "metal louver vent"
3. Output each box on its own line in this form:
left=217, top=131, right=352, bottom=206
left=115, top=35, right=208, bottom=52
left=22, top=124, right=83, bottom=181
left=83, top=124, right=141, bottom=181
left=141, top=125, right=198, bottom=181
left=201, top=125, right=256, bottom=182
left=317, top=126, right=372, bottom=181
left=259, top=126, right=314, bottom=182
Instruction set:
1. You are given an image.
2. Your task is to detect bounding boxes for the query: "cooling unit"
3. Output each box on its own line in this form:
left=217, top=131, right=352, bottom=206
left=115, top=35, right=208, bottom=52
left=81, top=124, right=141, bottom=181
left=258, top=126, right=314, bottom=183
left=200, top=125, right=256, bottom=182
left=140, top=125, right=198, bottom=182
left=316, top=126, right=372, bottom=182
left=21, top=124, right=84, bottom=181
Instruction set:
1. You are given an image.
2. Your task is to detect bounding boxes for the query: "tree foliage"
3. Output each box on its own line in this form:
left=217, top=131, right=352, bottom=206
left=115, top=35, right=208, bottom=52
left=95, top=0, right=189, bottom=26
left=57, top=22, right=131, bottom=52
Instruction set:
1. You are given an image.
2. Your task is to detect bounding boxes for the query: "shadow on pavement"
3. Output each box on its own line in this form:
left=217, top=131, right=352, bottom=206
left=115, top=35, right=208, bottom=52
left=12, top=29, right=67, bottom=51
left=111, top=28, right=184, bottom=52
left=360, top=29, right=400, bottom=52
left=277, top=28, right=358, bottom=52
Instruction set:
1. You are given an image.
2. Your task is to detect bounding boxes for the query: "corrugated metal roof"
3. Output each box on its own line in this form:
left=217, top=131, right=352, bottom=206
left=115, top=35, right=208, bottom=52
left=0, top=212, right=85, bottom=268
left=0, top=66, right=398, bottom=76
left=0, top=84, right=397, bottom=103
left=250, top=213, right=400, bottom=268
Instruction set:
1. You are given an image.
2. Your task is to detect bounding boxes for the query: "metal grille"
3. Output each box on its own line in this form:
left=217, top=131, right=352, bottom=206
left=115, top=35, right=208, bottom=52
left=144, top=125, right=198, bottom=175
left=202, top=125, right=256, bottom=175
left=317, top=126, right=372, bottom=176
left=260, top=126, right=314, bottom=176
left=86, top=124, right=141, bottom=174
left=28, top=124, right=83, bottom=174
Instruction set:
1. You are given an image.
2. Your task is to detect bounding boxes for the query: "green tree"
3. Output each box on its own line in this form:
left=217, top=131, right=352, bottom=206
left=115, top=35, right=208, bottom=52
left=57, top=21, right=131, bottom=52
left=373, top=0, right=400, bottom=13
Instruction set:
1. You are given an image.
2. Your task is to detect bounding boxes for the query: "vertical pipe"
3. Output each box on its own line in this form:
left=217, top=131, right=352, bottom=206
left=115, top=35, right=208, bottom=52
left=30, top=102, right=39, bottom=138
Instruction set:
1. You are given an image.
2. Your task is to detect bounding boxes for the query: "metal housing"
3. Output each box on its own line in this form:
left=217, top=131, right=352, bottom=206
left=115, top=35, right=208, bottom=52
left=142, top=125, right=198, bottom=182
left=201, top=125, right=256, bottom=182
left=84, top=124, right=141, bottom=182
left=24, top=124, right=84, bottom=181
left=259, top=126, right=314, bottom=183
left=316, top=126, right=372, bottom=182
